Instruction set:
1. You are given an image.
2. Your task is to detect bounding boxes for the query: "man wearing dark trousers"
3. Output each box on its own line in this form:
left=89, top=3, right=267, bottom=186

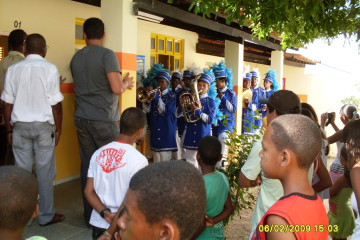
left=70, top=17, right=134, bottom=226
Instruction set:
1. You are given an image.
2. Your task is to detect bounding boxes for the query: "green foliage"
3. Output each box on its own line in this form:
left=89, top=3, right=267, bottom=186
left=168, top=0, right=360, bottom=49
left=218, top=129, right=261, bottom=224
left=341, top=96, right=360, bottom=111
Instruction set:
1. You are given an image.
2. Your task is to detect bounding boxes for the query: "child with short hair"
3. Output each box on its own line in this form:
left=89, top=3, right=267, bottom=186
left=114, top=161, right=207, bottom=240
left=327, top=146, right=355, bottom=240
left=192, top=136, right=234, bottom=239
left=252, top=114, right=329, bottom=239
left=0, top=166, right=47, bottom=240
left=84, top=107, right=148, bottom=239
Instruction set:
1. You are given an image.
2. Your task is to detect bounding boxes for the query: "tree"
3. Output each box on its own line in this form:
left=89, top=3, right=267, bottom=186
left=169, top=0, right=360, bottom=49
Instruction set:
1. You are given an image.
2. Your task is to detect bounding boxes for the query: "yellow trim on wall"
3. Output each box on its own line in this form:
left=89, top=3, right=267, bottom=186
left=75, top=17, right=86, bottom=50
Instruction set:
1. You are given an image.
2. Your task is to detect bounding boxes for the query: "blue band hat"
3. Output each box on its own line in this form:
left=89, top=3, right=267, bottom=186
left=264, top=76, right=274, bottom=83
left=250, top=71, right=258, bottom=78
left=214, top=70, right=227, bottom=79
left=171, top=71, right=181, bottom=80
left=212, top=60, right=233, bottom=89
left=202, top=68, right=221, bottom=125
left=157, top=71, right=171, bottom=83
left=198, top=73, right=213, bottom=85
left=183, top=70, right=194, bottom=78
left=243, top=73, right=252, bottom=81
left=264, top=69, right=280, bottom=91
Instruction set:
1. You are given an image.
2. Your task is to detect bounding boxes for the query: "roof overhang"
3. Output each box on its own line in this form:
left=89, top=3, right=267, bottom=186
left=133, top=0, right=282, bottom=51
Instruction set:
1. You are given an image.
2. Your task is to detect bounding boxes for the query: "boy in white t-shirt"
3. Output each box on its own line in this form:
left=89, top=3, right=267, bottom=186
left=84, top=107, right=148, bottom=239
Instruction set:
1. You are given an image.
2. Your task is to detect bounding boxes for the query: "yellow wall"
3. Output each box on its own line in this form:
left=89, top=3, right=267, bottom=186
left=137, top=20, right=224, bottom=71
left=0, top=0, right=100, bottom=181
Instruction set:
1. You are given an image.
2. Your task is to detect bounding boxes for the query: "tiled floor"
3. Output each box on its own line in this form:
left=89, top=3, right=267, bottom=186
left=24, top=178, right=92, bottom=240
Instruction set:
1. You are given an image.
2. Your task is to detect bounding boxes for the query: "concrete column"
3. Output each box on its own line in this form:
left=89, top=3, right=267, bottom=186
left=101, top=0, right=137, bottom=112
left=225, top=40, right=244, bottom=135
left=271, top=50, right=284, bottom=89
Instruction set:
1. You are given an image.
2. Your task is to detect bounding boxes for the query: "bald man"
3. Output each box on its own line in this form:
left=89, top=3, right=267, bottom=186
left=1, top=33, right=64, bottom=226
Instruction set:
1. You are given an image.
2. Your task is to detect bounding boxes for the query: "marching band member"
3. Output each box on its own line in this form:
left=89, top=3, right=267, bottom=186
left=182, top=72, right=216, bottom=168
left=171, top=71, right=183, bottom=160
left=262, top=69, right=280, bottom=119
left=250, top=70, right=266, bottom=134
left=242, top=72, right=255, bottom=135
left=143, top=71, right=177, bottom=162
left=212, top=61, right=237, bottom=167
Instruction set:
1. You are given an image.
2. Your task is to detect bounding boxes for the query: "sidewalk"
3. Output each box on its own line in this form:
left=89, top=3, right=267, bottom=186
left=24, top=178, right=92, bottom=240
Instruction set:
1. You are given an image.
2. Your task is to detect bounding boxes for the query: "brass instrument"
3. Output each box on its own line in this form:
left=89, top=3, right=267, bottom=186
left=179, top=75, right=202, bottom=123
left=242, top=89, right=253, bottom=106
left=136, top=87, right=161, bottom=103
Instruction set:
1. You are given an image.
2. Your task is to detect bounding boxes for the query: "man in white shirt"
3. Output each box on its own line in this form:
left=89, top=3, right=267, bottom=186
left=0, top=29, right=27, bottom=165
left=1, top=33, right=64, bottom=226
left=84, top=107, right=148, bottom=239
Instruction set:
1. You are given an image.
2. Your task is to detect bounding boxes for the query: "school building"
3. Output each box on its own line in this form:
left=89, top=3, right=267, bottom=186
left=0, top=0, right=325, bottom=183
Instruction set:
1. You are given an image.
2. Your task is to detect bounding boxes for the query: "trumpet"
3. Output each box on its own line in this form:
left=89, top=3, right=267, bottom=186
left=179, top=75, right=202, bottom=123
left=136, top=87, right=161, bottom=103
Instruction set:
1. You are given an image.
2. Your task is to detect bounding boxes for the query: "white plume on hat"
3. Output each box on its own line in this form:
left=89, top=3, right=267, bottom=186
left=243, top=64, right=250, bottom=78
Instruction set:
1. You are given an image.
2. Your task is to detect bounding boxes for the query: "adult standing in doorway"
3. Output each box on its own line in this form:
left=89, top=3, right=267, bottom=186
left=70, top=17, right=134, bottom=226
left=0, top=29, right=27, bottom=166
left=1, top=33, right=64, bottom=226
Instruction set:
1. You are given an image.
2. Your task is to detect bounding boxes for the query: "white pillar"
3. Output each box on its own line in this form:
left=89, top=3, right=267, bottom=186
left=271, top=50, right=284, bottom=89
left=225, top=40, right=244, bottom=135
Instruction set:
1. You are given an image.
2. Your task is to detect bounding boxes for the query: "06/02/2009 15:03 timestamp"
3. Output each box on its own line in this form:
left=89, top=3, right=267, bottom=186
left=258, top=224, right=338, bottom=233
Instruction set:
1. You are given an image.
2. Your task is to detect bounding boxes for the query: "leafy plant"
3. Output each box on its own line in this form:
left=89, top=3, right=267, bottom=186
left=341, top=96, right=360, bottom=111
left=218, top=126, right=261, bottom=225
left=168, top=0, right=360, bottom=49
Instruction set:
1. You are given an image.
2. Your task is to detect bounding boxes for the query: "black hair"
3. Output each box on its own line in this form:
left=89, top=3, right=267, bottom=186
left=25, top=33, right=46, bottom=54
left=120, top=107, right=146, bottom=135
left=129, top=161, right=207, bottom=240
left=83, top=17, right=104, bottom=39
left=0, top=166, right=38, bottom=231
left=8, top=29, right=27, bottom=51
left=198, top=136, right=222, bottom=166
left=340, top=146, right=352, bottom=187
left=270, top=114, right=322, bottom=169
left=342, top=119, right=360, bottom=170
left=301, top=103, right=319, bottom=124
left=340, top=104, right=358, bottom=120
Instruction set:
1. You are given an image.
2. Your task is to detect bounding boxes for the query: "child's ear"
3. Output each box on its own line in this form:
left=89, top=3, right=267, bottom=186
left=280, top=149, right=291, bottom=167
left=32, top=204, right=39, bottom=219
left=159, top=220, right=177, bottom=240
left=218, top=154, right=223, bottom=162
left=196, top=151, right=200, bottom=162
left=138, top=127, right=145, bottom=139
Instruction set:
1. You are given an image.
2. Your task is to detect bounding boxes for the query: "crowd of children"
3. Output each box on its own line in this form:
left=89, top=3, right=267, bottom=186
left=3, top=56, right=360, bottom=240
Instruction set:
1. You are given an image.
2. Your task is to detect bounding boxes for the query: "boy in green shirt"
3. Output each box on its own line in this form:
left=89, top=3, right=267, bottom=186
left=193, top=136, right=234, bottom=239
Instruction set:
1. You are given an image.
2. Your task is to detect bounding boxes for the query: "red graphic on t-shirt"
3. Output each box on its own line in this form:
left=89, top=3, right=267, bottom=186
left=97, top=148, right=127, bottom=173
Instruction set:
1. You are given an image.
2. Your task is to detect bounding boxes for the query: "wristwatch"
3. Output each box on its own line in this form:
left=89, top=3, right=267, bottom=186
left=100, top=207, right=110, bottom=218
